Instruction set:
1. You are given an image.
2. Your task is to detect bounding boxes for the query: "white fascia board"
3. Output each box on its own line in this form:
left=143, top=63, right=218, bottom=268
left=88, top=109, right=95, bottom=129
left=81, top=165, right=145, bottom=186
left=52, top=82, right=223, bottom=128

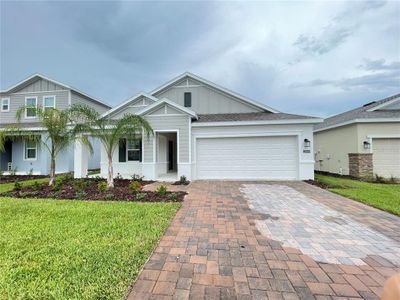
left=192, top=118, right=322, bottom=127
left=149, top=72, right=280, bottom=114
left=314, top=118, right=400, bottom=133
left=137, top=98, right=198, bottom=118
left=0, top=73, right=111, bottom=108
left=102, top=92, right=158, bottom=118
left=366, top=97, right=400, bottom=112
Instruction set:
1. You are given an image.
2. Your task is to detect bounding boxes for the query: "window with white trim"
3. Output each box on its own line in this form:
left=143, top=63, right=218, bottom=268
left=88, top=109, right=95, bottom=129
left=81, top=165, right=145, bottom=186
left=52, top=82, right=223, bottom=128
left=127, top=138, right=141, bottom=161
left=43, top=96, right=55, bottom=112
left=24, top=140, right=37, bottom=160
left=1, top=98, right=10, bottom=112
left=25, top=97, right=37, bottom=118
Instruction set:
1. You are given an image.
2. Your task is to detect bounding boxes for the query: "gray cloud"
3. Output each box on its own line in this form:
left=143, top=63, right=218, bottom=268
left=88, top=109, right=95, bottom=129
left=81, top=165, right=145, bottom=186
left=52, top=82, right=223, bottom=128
left=359, top=59, right=400, bottom=72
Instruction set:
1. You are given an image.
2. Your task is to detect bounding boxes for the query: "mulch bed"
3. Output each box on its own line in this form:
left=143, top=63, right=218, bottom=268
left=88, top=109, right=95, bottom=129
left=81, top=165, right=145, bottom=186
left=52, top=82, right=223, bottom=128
left=304, top=179, right=329, bottom=189
left=2, top=178, right=185, bottom=202
left=0, top=175, right=48, bottom=184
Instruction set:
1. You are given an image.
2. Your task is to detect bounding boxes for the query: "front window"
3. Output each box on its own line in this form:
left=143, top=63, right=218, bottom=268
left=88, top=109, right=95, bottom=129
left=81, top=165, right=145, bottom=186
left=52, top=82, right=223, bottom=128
left=24, top=140, right=37, bottom=160
left=1, top=98, right=10, bottom=112
left=25, top=97, right=37, bottom=118
left=127, top=138, right=141, bottom=161
left=43, top=96, right=55, bottom=112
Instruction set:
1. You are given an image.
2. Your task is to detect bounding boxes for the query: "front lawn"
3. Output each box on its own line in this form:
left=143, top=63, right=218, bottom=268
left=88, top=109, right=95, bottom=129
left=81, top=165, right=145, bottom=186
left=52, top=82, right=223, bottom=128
left=314, top=174, right=400, bottom=216
left=0, top=197, right=180, bottom=299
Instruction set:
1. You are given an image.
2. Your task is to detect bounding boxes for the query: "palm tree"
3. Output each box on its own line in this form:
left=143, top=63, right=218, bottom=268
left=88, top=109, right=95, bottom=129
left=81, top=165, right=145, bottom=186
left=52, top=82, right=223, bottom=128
left=70, top=104, right=153, bottom=188
left=0, top=106, right=90, bottom=186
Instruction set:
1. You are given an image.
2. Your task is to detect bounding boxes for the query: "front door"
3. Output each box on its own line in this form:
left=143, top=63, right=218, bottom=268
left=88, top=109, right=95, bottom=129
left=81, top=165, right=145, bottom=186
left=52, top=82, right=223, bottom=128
left=168, top=140, right=174, bottom=171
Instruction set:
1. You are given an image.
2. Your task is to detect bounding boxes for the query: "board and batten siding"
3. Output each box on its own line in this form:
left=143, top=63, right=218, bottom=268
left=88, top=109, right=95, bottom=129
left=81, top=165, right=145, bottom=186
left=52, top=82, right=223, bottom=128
left=0, top=90, right=70, bottom=124
left=154, top=84, right=263, bottom=114
left=16, top=78, right=66, bottom=93
left=143, top=115, right=190, bottom=163
left=71, top=91, right=109, bottom=114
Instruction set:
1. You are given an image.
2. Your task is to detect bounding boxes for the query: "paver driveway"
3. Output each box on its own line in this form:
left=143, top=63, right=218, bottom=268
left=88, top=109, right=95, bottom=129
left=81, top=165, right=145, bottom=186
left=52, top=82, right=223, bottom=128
left=127, top=181, right=400, bottom=300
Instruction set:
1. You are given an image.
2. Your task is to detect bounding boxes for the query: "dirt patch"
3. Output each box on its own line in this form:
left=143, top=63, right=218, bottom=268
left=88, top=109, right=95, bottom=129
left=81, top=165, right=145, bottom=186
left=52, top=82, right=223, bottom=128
left=0, top=175, right=48, bottom=184
left=304, top=179, right=329, bottom=189
left=2, top=178, right=185, bottom=202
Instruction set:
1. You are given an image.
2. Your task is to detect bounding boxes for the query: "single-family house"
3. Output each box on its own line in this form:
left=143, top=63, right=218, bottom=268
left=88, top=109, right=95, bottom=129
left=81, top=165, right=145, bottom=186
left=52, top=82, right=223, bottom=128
left=93, top=72, right=321, bottom=181
left=0, top=74, right=111, bottom=174
left=314, top=94, right=400, bottom=178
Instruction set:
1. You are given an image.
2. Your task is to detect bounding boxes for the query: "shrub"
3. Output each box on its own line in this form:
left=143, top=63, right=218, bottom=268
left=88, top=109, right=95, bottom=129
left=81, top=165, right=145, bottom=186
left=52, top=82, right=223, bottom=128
left=105, top=193, right=114, bottom=201
left=389, top=175, right=398, bottom=184
left=131, top=174, right=144, bottom=181
left=19, top=192, right=35, bottom=198
left=167, top=192, right=178, bottom=201
left=179, top=175, right=189, bottom=185
left=75, top=191, right=87, bottom=199
left=156, top=184, right=167, bottom=196
left=129, top=181, right=142, bottom=193
left=97, top=181, right=108, bottom=192
left=32, top=181, right=41, bottom=191
left=73, top=179, right=88, bottom=190
left=136, top=192, right=147, bottom=201
left=14, top=181, right=22, bottom=191
left=52, top=178, right=63, bottom=191
left=374, top=174, right=385, bottom=183
left=62, top=173, right=74, bottom=183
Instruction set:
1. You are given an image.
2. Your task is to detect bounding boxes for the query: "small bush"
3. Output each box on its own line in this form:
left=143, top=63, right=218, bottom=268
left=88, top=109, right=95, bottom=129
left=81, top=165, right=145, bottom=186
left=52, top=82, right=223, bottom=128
left=75, top=191, right=87, bottom=199
left=14, top=181, right=22, bottom=191
left=62, top=173, right=74, bottom=183
left=136, top=193, right=147, bottom=201
left=179, top=175, right=189, bottom=185
left=167, top=192, right=178, bottom=201
left=97, top=181, right=108, bottom=192
left=129, top=181, right=142, bottom=193
left=389, top=176, right=398, bottom=184
left=156, top=184, right=167, bottom=196
left=131, top=174, right=144, bottom=181
left=374, top=174, right=385, bottom=183
left=32, top=181, right=41, bottom=191
left=19, top=192, right=35, bottom=198
left=73, top=179, right=88, bottom=190
left=105, top=193, right=114, bottom=201
left=52, top=179, right=63, bottom=191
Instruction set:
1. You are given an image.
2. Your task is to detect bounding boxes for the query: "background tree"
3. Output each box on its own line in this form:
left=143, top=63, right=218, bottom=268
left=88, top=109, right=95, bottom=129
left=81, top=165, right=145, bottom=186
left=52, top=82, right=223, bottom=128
left=70, top=104, right=153, bottom=188
left=0, top=106, right=91, bottom=185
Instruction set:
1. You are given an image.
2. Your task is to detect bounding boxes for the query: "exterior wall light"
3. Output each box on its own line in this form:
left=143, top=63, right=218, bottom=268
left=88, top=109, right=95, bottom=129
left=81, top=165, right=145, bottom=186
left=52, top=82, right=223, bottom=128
left=304, top=138, right=311, bottom=149
left=363, top=141, right=371, bottom=150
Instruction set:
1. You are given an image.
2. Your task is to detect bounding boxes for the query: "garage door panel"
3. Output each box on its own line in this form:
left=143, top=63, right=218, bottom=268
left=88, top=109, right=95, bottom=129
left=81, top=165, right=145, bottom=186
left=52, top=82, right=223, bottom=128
left=196, top=136, right=298, bottom=180
left=373, top=138, right=400, bottom=178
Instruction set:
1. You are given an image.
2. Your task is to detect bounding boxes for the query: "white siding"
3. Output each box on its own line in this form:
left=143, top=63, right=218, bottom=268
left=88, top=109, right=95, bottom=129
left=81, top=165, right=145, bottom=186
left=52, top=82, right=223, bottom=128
left=372, top=138, right=400, bottom=178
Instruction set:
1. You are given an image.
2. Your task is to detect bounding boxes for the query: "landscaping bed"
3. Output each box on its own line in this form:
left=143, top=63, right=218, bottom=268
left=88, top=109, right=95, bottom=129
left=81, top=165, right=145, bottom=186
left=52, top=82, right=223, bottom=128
left=2, top=177, right=185, bottom=202
left=0, top=174, right=47, bottom=184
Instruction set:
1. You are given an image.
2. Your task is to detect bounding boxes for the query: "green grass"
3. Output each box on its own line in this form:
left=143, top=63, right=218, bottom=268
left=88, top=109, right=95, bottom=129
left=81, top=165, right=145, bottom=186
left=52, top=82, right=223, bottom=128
left=0, top=177, right=50, bottom=193
left=0, top=198, right=180, bottom=299
left=315, top=174, right=400, bottom=216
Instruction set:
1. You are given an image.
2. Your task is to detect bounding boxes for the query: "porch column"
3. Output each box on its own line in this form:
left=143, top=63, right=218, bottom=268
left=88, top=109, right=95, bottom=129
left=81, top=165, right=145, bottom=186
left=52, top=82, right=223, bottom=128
left=74, top=138, right=88, bottom=178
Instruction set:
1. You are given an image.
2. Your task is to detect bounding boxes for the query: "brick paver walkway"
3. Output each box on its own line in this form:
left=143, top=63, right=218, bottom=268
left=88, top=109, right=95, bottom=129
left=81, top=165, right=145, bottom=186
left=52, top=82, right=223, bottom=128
left=127, top=181, right=400, bottom=300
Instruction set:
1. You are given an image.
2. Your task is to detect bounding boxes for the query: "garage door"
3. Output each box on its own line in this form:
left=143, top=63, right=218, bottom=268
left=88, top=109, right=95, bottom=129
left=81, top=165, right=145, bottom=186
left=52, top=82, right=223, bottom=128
left=373, top=138, right=400, bottom=178
left=196, top=136, right=298, bottom=180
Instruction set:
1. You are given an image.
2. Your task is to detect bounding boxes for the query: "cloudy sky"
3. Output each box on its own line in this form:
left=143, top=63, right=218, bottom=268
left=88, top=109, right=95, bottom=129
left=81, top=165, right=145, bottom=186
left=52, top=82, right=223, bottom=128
left=1, top=1, right=399, bottom=117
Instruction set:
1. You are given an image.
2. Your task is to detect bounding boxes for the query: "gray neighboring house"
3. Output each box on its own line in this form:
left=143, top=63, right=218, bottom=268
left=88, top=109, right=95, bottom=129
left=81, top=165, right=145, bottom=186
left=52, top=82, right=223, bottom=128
left=314, top=94, right=400, bottom=178
left=0, top=74, right=111, bottom=175
left=89, top=72, right=321, bottom=181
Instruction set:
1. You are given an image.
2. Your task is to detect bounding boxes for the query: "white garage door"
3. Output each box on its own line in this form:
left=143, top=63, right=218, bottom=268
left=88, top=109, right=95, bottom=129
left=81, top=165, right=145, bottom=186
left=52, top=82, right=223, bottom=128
left=196, top=136, right=298, bottom=180
left=373, top=138, right=400, bottom=178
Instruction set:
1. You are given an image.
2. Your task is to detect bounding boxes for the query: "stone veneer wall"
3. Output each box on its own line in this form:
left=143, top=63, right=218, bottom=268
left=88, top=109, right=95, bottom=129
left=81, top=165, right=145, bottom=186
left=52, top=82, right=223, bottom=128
left=348, top=153, right=373, bottom=178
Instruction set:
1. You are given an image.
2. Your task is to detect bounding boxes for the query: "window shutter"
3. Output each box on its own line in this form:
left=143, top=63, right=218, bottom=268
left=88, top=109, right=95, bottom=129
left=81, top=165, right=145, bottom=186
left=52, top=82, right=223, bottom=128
left=139, top=140, right=142, bottom=162
left=119, top=139, right=126, bottom=162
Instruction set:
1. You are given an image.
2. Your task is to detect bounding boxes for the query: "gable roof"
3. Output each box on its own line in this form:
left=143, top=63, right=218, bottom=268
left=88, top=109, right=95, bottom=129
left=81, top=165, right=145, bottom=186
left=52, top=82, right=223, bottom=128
left=150, top=72, right=280, bottom=114
left=102, top=92, right=158, bottom=117
left=315, top=93, right=400, bottom=132
left=137, top=98, right=198, bottom=118
left=0, top=73, right=111, bottom=108
left=195, top=112, right=321, bottom=123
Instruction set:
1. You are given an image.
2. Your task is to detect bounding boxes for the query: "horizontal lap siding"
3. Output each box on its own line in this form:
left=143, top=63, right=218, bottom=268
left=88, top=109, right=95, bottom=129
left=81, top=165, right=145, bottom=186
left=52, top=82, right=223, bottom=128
left=0, top=90, right=69, bottom=124
left=71, top=92, right=109, bottom=114
left=143, top=116, right=190, bottom=163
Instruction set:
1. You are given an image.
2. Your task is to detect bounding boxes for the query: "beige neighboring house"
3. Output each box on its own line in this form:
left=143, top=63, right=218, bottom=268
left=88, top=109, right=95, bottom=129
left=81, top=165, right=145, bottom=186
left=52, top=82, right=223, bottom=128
left=314, top=93, right=400, bottom=178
